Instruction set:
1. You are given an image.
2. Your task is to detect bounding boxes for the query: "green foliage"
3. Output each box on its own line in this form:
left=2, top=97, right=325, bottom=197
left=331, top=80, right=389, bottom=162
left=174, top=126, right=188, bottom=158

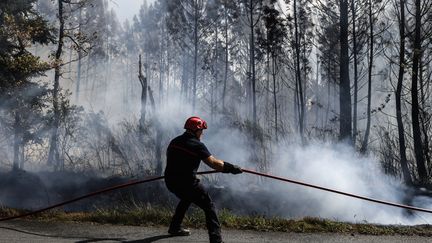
left=0, top=0, right=53, bottom=89
left=0, top=0, right=54, bottom=170
left=257, top=2, right=287, bottom=59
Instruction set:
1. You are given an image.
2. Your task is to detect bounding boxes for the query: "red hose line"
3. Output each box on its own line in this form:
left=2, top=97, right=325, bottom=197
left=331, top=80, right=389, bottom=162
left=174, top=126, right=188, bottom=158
left=1, top=169, right=432, bottom=222
left=242, top=169, right=432, bottom=214
left=0, top=171, right=218, bottom=222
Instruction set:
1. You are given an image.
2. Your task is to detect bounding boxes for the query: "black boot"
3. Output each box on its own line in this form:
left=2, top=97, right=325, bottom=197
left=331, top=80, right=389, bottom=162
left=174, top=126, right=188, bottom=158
left=168, top=228, right=191, bottom=236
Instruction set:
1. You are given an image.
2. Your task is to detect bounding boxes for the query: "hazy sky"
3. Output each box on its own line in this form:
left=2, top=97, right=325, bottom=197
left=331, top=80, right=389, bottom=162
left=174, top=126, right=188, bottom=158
left=109, top=0, right=155, bottom=23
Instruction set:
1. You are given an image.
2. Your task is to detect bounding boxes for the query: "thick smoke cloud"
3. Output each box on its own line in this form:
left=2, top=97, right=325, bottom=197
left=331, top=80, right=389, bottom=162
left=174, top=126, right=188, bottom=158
left=139, top=99, right=432, bottom=225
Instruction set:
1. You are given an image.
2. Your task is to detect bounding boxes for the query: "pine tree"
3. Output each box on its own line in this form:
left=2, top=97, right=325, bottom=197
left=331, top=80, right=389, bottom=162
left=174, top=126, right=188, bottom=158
left=0, top=0, right=54, bottom=170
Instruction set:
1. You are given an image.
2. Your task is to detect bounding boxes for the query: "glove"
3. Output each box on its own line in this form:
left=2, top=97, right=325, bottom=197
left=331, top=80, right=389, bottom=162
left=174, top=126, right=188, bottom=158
left=223, top=161, right=243, bottom=174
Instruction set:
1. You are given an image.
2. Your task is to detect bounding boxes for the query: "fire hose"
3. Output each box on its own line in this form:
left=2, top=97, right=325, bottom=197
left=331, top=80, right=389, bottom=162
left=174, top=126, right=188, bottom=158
left=1, top=168, right=432, bottom=222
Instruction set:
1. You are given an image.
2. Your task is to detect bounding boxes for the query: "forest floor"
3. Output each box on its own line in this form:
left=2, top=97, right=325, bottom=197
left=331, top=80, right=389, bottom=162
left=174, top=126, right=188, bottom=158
left=1, top=219, right=432, bottom=243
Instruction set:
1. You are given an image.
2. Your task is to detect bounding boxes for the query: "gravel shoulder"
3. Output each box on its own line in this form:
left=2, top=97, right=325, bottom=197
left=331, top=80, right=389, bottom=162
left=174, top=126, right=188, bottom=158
left=0, top=220, right=430, bottom=243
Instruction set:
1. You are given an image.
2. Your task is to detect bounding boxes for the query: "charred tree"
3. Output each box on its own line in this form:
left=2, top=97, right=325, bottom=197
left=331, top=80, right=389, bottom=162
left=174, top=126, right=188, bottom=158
left=395, top=0, right=412, bottom=185
left=293, top=0, right=305, bottom=143
left=271, top=56, right=278, bottom=141
left=192, top=0, right=199, bottom=111
left=48, top=0, right=65, bottom=169
left=351, top=0, right=359, bottom=144
left=338, top=0, right=352, bottom=142
left=138, top=55, right=148, bottom=132
left=13, top=112, right=21, bottom=170
left=411, top=0, right=427, bottom=182
left=419, top=59, right=431, bottom=171
left=222, top=4, right=229, bottom=112
left=246, top=0, right=260, bottom=126
left=360, top=0, right=374, bottom=153
left=75, top=6, right=83, bottom=101
left=148, top=86, right=163, bottom=176
left=250, top=0, right=257, bottom=125
left=211, top=25, right=219, bottom=121
left=180, top=54, right=189, bottom=100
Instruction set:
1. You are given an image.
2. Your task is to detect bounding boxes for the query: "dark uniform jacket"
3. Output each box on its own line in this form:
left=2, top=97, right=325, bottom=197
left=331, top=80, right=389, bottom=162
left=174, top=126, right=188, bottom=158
left=164, top=132, right=211, bottom=188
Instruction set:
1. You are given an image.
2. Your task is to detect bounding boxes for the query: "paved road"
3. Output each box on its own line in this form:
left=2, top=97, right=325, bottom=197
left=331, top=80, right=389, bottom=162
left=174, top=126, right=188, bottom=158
left=0, top=220, right=431, bottom=243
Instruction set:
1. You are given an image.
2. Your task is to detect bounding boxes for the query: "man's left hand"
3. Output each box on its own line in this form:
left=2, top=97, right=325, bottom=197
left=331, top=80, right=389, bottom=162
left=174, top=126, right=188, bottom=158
left=223, top=162, right=243, bottom=174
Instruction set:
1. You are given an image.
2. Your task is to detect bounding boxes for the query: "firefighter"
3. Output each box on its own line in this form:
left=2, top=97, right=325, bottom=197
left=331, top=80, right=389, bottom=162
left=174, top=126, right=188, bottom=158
left=164, top=116, right=242, bottom=243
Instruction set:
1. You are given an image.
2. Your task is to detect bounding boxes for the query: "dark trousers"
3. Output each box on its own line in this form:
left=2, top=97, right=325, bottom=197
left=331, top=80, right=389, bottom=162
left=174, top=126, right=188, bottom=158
left=167, top=182, right=222, bottom=243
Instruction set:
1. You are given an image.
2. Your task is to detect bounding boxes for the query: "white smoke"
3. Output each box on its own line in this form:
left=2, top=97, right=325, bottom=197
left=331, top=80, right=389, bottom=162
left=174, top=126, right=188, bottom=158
left=201, top=125, right=432, bottom=225
left=109, top=0, right=156, bottom=23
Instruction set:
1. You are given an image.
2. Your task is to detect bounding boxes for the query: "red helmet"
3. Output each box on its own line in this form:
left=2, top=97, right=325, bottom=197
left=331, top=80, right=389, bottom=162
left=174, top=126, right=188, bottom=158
left=184, top=116, right=208, bottom=131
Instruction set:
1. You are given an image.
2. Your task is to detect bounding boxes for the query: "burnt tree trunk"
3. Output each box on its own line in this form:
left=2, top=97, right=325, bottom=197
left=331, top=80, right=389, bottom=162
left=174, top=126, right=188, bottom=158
left=48, top=0, right=65, bottom=169
left=212, top=25, right=218, bottom=121
left=419, top=58, right=431, bottom=172
left=222, top=7, right=229, bottom=112
left=138, top=55, right=147, bottom=132
left=192, top=0, right=199, bottom=111
left=75, top=7, right=83, bottom=101
left=339, top=0, right=352, bottom=142
left=351, top=0, right=359, bottom=144
left=360, top=0, right=374, bottom=153
left=294, top=0, right=305, bottom=143
left=13, top=112, right=20, bottom=171
left=411, top=0, right=427, bottom=182
left=249, top=0, right=257, bottom=126
left=395, top=0, right=412, bottom=185
left=148, top=86, right=163, bottom=176
left=272, top=55, right=278, bottom=142
left=181, top=54, right=189, bottom=100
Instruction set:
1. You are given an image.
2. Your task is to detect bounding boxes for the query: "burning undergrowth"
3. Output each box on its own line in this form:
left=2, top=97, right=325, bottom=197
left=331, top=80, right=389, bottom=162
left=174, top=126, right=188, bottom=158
left=0, top=155, right=432, bottom=228
left=0, top=169, right=174, bottom=212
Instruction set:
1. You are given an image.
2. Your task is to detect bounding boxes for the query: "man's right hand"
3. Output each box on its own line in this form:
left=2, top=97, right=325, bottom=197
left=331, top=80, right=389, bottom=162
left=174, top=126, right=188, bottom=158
left=223, top=161, right=243, bottom=174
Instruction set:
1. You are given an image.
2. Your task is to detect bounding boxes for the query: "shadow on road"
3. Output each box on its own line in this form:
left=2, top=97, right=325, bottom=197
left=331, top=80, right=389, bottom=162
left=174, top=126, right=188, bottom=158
left=0, top=226, right=60, bottom=238
left=0, top=226, right=125, bottom=242
left=123, top=234, right=173, bottom=243
left=75, top=238, right=125, bottom=242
